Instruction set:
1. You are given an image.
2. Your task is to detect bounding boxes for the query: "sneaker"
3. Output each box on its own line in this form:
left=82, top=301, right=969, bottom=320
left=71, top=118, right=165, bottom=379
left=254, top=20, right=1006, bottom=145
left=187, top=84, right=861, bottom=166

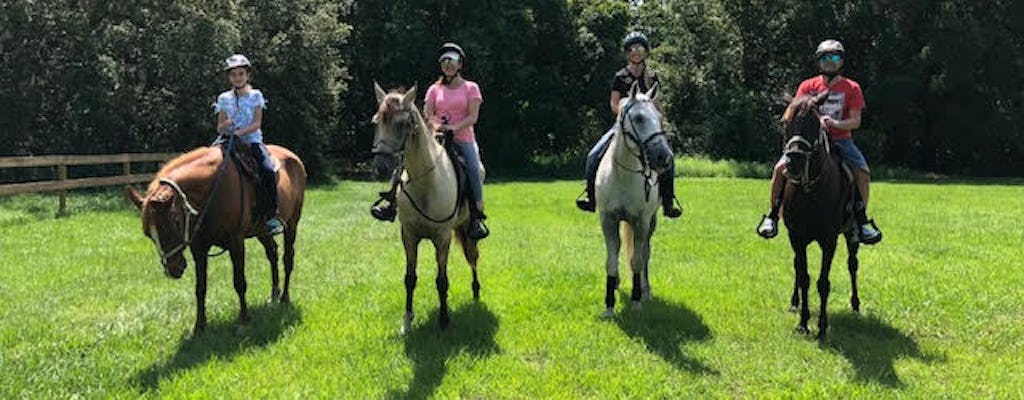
left=576, top=198, right=595, bottom=212
left=757, top=215, right=778, bottom=239
left=468, top=219, right=490, bottom=240
left=265, top=217, right=285, bottom=236
left=859, top=220, right=882, bottom=245
left=370, top=203, right=396, bottom=222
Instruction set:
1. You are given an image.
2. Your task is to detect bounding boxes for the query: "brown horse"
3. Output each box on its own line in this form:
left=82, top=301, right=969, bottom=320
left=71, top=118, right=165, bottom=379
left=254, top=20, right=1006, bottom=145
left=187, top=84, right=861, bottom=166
left=128, top=142, right=306, bottom=334
left=779, top=92, right=861, bottom=339
left=372, top=82, right=481, bottom=334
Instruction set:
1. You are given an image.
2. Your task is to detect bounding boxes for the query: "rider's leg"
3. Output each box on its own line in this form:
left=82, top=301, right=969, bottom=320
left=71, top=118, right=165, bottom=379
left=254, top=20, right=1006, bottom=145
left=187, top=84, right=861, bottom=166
left=659, top=161, right=682, bottom=218
left=371, top=167, right=402, bottom=222
left=834, top=138, right=881, bottom=244
left=577, top=128, right=615, bottom=212
left=757, top=156, right=787, bottom=238
left=255, top=143, right=284, bottom=235
left=457, top=141, right=489, bottom=240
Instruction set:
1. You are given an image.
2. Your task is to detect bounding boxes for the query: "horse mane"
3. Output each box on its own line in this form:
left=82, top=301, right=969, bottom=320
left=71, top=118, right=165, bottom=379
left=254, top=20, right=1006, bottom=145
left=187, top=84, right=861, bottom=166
left=146, top=147, right=215, bottom=197
left=781, top=92, right=830, bottom=123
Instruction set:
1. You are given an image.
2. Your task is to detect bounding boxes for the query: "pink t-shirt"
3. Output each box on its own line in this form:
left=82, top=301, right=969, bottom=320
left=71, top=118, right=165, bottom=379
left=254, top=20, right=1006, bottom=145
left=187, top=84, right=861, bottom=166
left=425, top=80, right=483, bottom=143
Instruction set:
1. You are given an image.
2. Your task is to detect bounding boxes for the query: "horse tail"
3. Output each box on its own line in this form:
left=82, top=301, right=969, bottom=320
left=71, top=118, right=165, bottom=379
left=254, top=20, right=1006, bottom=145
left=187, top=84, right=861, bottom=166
left=620, top=222, right=634, bottom=268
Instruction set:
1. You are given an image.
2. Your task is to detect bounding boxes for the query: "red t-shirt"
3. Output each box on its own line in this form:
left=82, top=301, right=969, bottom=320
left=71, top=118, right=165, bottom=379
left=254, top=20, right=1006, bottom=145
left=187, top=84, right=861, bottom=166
left=795, top=75, right=865, bottom=140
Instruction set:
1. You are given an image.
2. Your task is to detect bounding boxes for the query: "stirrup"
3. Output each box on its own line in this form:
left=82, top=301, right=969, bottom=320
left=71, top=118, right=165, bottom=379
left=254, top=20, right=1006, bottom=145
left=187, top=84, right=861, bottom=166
left=575, top=189, right=595, bottom=212
left=370, top=197, right=396, bottom=222
left=756, top=214, right=778, bottom=239
left=859, top=219, right=882, bottom=245
left=663, top=197, right=682, bottom=218
left=265, top=217, right=285, bottom=236
left=468, top=218, right=490, bottom=240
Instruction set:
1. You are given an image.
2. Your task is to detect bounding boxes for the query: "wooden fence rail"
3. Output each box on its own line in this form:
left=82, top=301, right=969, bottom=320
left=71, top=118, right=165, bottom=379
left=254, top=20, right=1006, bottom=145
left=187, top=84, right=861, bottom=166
left=0, top=153, right=179, bottom=213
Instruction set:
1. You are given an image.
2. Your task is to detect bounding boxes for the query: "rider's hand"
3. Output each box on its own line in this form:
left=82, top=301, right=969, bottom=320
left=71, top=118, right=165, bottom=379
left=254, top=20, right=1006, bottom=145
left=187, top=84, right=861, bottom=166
left=819, top=115, right=835, bottom=128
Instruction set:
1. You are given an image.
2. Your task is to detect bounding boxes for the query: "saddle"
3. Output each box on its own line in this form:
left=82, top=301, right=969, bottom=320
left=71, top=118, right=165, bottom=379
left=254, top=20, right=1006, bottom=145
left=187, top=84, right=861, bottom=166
left=218, top=138, right=279, bottom=231
left=435, top=130, right=471, bottom=205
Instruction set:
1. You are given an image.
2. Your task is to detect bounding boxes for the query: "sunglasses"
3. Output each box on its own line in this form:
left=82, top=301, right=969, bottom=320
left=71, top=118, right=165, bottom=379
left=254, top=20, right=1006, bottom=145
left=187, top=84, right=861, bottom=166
left=439, top=58, right=460, bottom=66
left=628, top=45, right=647, bottom=53
left=819, top=53, right=842, bottom=63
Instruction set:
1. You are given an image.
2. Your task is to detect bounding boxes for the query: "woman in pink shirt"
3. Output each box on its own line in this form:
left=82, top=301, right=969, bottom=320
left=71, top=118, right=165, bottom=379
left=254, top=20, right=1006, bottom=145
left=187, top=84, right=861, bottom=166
left=371, top=43, right=489, bottom=240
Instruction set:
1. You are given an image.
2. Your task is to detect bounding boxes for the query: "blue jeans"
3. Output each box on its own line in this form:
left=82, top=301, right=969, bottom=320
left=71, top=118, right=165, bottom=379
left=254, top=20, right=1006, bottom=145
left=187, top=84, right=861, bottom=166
left=455, top=142, right=484, bottom=205
left=831, top=138, right=869, bottom=172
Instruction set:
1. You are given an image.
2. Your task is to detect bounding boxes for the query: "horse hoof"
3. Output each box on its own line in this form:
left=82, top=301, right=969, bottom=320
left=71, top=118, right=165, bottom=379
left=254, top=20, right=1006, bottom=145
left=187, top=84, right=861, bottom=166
left=602, top=308, right=615, bottom=319
left=794, top=326, right=810, bottom=335
left=631, top=301, right=642, bottom=311
left=235, top=325, right=247, bottom=336
left=400, top=313, right=414, bottom=335
left=788, top=305, right=799, bottom=313
left=270, top=288, right=282, bottom=303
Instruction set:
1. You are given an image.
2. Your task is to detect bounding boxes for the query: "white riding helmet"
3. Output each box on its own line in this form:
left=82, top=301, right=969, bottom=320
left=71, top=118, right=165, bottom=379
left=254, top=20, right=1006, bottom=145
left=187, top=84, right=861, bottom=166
left=223, top=54, right=252, bottom=71
left=815, top=40, right=845, bottom=56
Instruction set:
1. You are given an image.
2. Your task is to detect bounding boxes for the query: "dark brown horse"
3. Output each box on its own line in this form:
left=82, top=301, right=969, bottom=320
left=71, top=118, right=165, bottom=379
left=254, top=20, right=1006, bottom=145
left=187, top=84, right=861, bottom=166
left=779, top=92, right=861, bottom=339
left=128, top=142, right=306, bottom=334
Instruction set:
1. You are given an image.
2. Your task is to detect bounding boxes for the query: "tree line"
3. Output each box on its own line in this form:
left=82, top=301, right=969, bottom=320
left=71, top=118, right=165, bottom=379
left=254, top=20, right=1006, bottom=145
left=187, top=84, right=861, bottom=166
left=1, top=0, right=1021, bottom=180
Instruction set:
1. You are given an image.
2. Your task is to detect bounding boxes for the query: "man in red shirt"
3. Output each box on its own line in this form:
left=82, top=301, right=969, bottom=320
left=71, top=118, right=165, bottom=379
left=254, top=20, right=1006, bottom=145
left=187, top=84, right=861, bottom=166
left=757, top=39, right=882, bottom=244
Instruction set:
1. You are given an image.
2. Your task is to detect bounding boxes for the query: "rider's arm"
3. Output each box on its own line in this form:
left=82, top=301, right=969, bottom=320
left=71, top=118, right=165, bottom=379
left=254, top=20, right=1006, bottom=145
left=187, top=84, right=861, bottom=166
left=216, top=111, right=232, bottom=134
left=233, top=106, right=263, bottom=136
left=447, top=98, right=482, bottom=132
left=825, top=107, right=861, bottom=131
left=610, top=90, right=622, bottom=115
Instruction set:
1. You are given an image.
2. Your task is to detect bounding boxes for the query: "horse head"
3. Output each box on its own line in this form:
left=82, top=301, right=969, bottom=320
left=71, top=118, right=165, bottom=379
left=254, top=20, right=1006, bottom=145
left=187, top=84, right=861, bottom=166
left=128, top=182, right=195, bottom=279
left=779, top=91, right=831, bottom=185
left=617, top=81, right=673, bottom=174
left=371, top=82, right=421, bottom=177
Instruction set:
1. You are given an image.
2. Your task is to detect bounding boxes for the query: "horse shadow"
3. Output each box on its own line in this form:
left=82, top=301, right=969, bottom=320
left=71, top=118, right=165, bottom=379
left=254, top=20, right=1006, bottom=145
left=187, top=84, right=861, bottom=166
left=614, top=297, right=717, bottom=375
left=386, top=302, right=500, bottom=400
left=132, top=302, right=302, bottom=392
left=822, top=312, right=942, bottom=387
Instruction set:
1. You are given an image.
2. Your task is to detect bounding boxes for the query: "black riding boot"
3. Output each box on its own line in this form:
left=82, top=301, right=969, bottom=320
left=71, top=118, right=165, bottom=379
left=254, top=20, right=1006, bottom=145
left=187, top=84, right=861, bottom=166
left=576, top=177, right=596, bottom=212
left=468, top=206, right=490, bottom=240
left=659, top=173, right=681, bottom=218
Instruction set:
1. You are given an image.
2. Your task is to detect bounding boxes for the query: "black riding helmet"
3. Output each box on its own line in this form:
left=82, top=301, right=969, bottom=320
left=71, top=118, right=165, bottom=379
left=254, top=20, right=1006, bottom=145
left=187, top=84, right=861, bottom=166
left=622, top=31, right=649, bottom=52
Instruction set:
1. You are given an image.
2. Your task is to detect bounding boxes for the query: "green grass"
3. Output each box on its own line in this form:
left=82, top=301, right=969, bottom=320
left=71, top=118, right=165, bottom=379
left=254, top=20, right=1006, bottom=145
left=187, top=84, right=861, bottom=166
left=2, top=178, right=1023, bottom=398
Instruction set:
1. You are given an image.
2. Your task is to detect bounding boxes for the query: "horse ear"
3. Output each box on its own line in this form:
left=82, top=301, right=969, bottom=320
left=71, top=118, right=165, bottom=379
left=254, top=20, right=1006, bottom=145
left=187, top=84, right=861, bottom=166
left=644, top=81, right=659, bottom=101
left=812, top=91, right=830, bottom=106
left=629, top=80, right=641, bottom=98
left=402, top=85, right=417, bottom=107
left=125, top=185, right=144, bottom=210
left=373, top=81, right=386, bottom=103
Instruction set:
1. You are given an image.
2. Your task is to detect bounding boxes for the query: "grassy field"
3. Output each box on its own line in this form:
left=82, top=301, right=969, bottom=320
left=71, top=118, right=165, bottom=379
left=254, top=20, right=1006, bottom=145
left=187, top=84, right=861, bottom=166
left=1, top=177, right=1022, bottom=398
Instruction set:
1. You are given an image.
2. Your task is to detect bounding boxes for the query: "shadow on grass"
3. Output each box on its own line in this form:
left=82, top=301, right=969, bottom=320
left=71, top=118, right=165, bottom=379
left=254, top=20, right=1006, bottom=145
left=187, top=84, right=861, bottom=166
left=132, top=302, right=302, bottom=392
left=387, top=302, right=500, bottom=400
left=615, top=297, right=717, bottom=375
left=822, top=312, right=943, bottom=387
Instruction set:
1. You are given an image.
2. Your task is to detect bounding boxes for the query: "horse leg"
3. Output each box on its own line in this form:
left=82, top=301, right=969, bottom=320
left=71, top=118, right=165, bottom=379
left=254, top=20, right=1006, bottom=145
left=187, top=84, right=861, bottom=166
left=629, top=224, right=649, bottom=310
left=640, top=217, right=655, bottom=301
left=816, top=237, right=837, bottom=340
left=280, top=224, right=297, bottom=303
left=190, top=244, right=211, bottom=335
left=401, top=226, right=420, bottom=335
left=258, top=235, right=281, bottom=302
left=432, top=232, right=453, bottom=330
left=229, top=237, right=250, bottom=326
left=790, top=239, right=811, bottom=334
left=790, top=273, right=800, bottom=313
left=455, top=228, right=481, bottom=300
left=600, top=216, right=621, bottom=318
left=846, top=232, right=861, bottom=313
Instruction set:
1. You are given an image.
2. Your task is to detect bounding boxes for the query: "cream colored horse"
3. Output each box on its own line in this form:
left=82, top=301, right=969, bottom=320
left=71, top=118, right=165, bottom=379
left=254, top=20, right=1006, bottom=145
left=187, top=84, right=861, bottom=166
left=372, top=82, right=481, bottom=334
left=595, top=82, right=674, bottom=317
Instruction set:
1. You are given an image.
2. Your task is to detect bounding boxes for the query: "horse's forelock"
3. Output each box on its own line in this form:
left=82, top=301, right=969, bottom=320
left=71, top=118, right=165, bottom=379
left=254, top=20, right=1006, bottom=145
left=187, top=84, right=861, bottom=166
left=376, top=93, right=406, bottom=124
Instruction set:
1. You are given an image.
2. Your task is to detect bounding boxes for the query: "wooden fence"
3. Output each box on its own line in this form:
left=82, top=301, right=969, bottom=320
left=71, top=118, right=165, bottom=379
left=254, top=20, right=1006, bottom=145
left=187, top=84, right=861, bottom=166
left=0, top=153, right=179, bottom=213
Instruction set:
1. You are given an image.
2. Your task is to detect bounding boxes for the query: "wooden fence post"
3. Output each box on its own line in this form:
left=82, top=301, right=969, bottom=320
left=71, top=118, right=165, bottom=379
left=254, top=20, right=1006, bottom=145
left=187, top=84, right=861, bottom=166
left=57, top=164, right=68, bottom=215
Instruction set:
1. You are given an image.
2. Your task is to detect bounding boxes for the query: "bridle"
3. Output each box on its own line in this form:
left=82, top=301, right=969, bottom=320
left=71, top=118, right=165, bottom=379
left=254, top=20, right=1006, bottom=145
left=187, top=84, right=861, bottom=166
left=612, top=98, right=667, bottom=197
left=148, top=134, right=236, bottom=265
left=376, top=105, right=463, bottom=224
left=784, top=114, right=832, bottom=190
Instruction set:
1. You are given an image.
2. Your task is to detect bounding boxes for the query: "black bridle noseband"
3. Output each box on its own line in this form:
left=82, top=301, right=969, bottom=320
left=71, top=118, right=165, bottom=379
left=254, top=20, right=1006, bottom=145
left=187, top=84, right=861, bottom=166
left=612, top=98, right=667, bottom=197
